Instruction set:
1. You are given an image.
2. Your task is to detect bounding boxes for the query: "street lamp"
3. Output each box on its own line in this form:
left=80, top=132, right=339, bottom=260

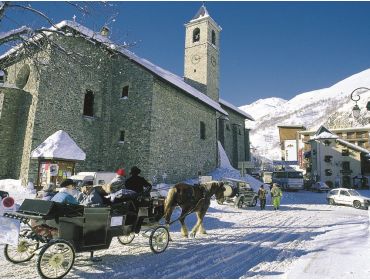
left=350, top=87, right=370, bottom=118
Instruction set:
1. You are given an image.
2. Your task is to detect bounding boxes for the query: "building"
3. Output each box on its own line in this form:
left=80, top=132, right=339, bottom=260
left=0, top=5, right=254, bottom=186
left=277, top=125, right=306, bottom=162
left=306, top=126, right=370, bottom=188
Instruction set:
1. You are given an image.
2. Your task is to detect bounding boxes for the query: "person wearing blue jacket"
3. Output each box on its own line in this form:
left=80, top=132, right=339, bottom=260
left=51, top=179, right=79, bottom=205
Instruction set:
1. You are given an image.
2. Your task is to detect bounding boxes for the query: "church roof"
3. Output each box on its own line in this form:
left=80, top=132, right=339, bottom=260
left=192, top=4, right=210, bottom=20
left=0, top=20, right=228, bottom=116
left=31, top=130, right=86, bottom=161
left=219, top=99, right=254, bottom=121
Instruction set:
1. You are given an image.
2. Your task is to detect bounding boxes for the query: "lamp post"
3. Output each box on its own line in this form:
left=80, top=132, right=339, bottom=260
left=350, top=87, right=370, bottom=118
left=216, top=114, right=229, bottom=167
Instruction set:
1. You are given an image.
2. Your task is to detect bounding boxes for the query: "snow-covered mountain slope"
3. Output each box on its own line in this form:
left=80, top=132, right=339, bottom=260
left=239, top=97, right=287, bottom=127
left=240, top=68, right=370, bottom=160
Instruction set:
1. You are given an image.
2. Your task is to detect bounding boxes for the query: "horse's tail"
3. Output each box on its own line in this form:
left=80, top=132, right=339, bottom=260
left=164, top=187, right=177, bottom=223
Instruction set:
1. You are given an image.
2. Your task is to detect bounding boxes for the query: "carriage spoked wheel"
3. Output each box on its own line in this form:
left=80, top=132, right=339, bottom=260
left=36, top=239, right=75, bottom=279
left=237, top=197, right=244, bottom=208
left=117, top=232, right=135, bottom=245
left=149, top=226, right=169, bottom=254
left=4, top=237, right=39, bottom=263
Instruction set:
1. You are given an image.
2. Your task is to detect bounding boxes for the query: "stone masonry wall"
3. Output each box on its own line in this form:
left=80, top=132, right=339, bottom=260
left=220, top=107, right=247, bottom=168
left=149, top=78, right=217, bottom=183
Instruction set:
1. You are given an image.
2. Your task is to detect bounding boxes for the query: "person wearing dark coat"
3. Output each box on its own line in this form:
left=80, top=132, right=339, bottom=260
left=257, top=184, right=267, bottom=210
left=125, top=166, right=151, bottom=194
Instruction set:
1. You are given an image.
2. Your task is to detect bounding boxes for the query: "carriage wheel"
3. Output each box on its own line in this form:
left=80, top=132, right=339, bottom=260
left=117, top=233, right=135, bottom=245
left=36, top=239, right=75, bottom=279
left=4, top=237, right=39, bottom=263
left=149, top=226, right=169, bottom=254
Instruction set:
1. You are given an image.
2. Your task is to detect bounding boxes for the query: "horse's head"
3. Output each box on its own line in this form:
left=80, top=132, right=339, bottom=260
left=213, top=181, right=226, bottom=204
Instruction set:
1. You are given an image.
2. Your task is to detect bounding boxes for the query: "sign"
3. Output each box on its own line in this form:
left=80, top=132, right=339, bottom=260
left=273, top=161, right=299, bottom=166
left=0, top=217, right=20, bottom=245
left=284, top=140, right=298, bottom=161
left=49, top=164, right=59, bottom=176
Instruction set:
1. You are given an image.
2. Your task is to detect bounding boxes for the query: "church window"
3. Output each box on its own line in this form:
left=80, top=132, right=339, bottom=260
left=83, top=90, right=94, bottom=117
left=119, top=130, right=125, bottom=143
left=0, top=70, right=5, bottom=83
left=121, top=85, right=129, bottom=99
left=211, top=30, right=216, bottom=45
left=226, top=124, right=230, bottom=131
left=193, top=28, right=200, bottom=43
left=194, top=69, right=196, bottom=73
left=200, top=121, right=206, bottom=140
left=238, top=128, right=242, bottom=135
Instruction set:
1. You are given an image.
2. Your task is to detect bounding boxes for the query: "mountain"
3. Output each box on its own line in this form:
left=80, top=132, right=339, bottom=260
left=239, top=68, right=370, bottom=160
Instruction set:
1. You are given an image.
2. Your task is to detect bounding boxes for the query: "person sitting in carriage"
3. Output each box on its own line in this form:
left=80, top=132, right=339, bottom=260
left=104, top=166, right=151, bottom=203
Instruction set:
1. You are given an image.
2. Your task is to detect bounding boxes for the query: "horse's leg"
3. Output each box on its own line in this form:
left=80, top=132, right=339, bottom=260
left=164, top=206, right=174, bottom=241
left=190, top=210, right=205, bottom=238
left=179, top=208, right=189, bottom=238
left=197, top=211, right=207, bottom=235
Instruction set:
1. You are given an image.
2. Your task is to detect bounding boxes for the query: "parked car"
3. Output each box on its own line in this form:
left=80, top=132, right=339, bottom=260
left=220, top=178, right=258, bottom=208
left=311, top=182, right=330, bottom=192
left=69, top=172, right=116, bottom=189
left=326, top=188, right=370, bottom=210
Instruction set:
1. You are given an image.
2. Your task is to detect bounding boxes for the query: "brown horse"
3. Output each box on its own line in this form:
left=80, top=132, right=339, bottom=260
left=164, top=181, right=225, bottom=238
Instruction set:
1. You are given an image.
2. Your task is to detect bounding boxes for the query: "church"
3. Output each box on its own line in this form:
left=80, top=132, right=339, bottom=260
left=0, top=5, right=253, bottom=186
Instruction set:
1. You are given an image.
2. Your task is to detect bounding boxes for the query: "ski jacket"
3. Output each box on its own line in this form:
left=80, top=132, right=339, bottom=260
left=271, top=186, right=282, bottom=198
left=258, top=189, right=266, bottom=199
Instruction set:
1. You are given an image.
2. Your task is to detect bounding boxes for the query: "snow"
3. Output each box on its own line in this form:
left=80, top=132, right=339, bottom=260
left=312, top=131, right=338, bottom=139
left=219, top=98, right=254, bottom=121
left=0, top=20, right=228, bottom=116
left=1, top=185, right=370, bottom=278
left=30, top=130, right=86, bottom=161
left=2, top=144, right=370, bottom=278
left=239, top=68, right=370, bottom=160
left=0, top=179, right=36, bottom=207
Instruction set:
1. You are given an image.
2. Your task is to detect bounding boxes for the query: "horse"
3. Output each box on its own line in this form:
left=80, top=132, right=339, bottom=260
left=164, top=181, right=225, bottom=238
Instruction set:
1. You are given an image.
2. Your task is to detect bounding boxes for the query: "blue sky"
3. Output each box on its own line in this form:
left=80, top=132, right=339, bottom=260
left=3, top=1, right=370, bottom=106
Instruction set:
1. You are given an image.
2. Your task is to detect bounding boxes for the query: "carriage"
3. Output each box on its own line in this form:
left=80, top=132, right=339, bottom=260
left=1, top=188, right=169, bottom=279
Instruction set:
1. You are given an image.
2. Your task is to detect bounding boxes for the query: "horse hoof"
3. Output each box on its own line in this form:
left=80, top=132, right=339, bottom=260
left=189, top=233, right=196, bottom=238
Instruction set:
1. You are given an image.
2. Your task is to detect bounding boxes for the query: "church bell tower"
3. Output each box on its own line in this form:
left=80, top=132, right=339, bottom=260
left=184, top=4, right=221, bottom=102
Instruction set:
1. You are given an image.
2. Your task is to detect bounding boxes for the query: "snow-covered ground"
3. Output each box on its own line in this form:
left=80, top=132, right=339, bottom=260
left=1, top=189, right=370, bottom=278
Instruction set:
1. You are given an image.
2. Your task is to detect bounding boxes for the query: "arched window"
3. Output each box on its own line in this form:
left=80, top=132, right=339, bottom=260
left=121, top=85, right=129, bottom=99
left=193, top=28, right=200, bottom=43
left=0, top=70, right=5, bottom=83
left=83, top=90, right=94, bottom=117
left=211, top=30, right=216, bottom=45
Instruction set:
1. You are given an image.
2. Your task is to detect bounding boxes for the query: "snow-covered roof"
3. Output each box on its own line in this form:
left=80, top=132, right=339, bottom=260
left=31, top=130, right=86, bottom=161
left=192, top=4, right=210, bottom=20
left=312, top=132, right=338, bottom=140
left=0, top=20, right=228, bottom=116
left=311, top=125, right=338, bottom=140
left=219, top=98, right=254, bottom=120
left=336, top=138, right=370, bottom=155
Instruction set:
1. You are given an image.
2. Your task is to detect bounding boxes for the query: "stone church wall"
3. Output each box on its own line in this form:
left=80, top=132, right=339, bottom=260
left=149, top=78, right=217, bottom=183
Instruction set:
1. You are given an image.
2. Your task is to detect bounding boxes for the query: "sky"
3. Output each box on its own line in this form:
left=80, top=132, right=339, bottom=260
left=3, top=1, right=370, bottom=106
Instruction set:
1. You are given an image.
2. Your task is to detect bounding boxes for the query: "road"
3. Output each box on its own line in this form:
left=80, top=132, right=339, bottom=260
left=0, top=191, right=369, bottom=278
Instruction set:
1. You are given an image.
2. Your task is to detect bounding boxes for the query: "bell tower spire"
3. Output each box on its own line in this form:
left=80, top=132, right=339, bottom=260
left=184, top=4, right=222, bottom=102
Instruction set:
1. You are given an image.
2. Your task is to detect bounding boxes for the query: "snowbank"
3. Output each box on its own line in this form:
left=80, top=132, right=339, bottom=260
left=0, top=179, right=36, bottom=205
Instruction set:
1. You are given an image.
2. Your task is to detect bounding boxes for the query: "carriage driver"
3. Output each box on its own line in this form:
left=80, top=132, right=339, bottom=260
left=125, top=166, right=152, bottom=194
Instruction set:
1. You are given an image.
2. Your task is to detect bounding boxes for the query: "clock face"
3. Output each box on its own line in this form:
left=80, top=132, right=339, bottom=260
left=211, top=55, right=217, bottom=67
left=191, top=54, right=201, bottom=64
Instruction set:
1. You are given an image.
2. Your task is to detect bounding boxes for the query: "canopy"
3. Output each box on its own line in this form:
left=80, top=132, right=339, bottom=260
left=31, top=130, right=86, bottom=161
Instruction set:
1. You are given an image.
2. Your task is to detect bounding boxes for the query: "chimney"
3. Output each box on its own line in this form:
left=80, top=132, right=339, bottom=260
left=100, top=26, right=110, bottom=37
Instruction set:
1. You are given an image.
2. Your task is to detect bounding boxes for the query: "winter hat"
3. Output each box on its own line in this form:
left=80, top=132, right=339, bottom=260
left=130, top=166, right=141, bottom=176
left=60, top=179, right=75, bottom=188
left=116, top=168, right=126, bottom=176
